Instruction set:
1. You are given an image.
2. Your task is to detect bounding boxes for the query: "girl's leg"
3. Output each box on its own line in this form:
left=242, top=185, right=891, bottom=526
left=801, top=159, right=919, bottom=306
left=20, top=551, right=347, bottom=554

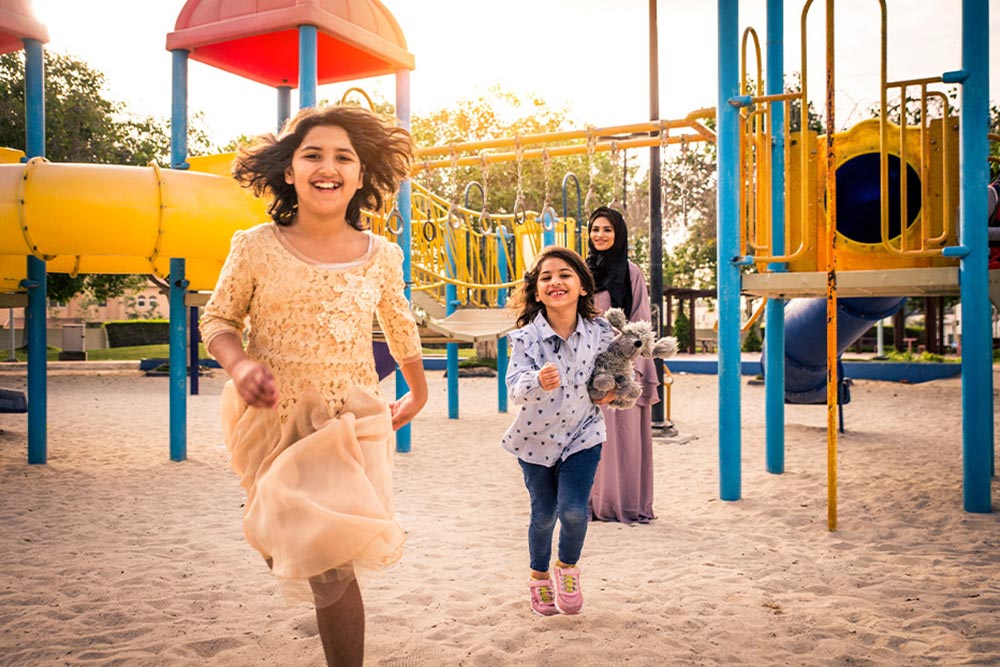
left=312, top=577, right=365, bottom=667
left=518, top=459, right=559, bottom=573
left=555, top=445, right=602, bottom=566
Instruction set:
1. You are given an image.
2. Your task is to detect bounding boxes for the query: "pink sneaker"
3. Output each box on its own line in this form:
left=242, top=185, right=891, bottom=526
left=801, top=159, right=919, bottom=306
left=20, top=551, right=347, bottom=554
left=528, top=577, right=558, bottom=616
left=553, top=564, right=583, bottom=614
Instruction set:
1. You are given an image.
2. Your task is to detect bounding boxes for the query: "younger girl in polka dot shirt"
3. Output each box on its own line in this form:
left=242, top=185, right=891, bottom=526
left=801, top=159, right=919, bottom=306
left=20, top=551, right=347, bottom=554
left=501, top=246, right=616, bottom=616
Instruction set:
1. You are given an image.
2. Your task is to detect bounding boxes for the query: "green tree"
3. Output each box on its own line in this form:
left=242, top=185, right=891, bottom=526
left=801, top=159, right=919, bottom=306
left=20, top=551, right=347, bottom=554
left=0, top=50, right=217, bottom=304
left=742, top=324, right=762, bottom=352
left=405, top=86, right=622, bottom=220
left=661, top=138, right=718, bottom=289
left=672, top=308, right=692, bottom=351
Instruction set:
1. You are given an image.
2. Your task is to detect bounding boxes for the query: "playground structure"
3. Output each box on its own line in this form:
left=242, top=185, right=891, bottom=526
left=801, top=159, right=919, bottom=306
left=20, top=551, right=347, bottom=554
left=0, top=0, right=994, bottom=526
left=722, top=0, right=994, bottom=527
left=0, top=0, right=707, bottom=458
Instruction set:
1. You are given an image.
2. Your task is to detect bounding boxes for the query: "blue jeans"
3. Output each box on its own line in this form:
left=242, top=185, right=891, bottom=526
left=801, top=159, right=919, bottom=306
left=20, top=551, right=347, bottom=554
left=518, top=444, right=602, bottom=573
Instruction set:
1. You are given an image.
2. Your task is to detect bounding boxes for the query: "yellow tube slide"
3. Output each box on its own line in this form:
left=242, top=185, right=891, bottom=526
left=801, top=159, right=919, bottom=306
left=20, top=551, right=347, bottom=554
left=0, top=158, right=267, bottom=291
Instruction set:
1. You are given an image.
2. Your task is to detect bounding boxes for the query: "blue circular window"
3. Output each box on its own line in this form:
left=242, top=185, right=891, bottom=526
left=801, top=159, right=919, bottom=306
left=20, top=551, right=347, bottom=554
left=831, top=153, right=922, bottom=245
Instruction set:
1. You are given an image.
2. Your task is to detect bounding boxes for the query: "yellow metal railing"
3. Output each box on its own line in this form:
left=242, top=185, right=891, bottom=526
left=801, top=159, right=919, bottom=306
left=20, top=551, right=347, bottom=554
left=877, top=0, right=953, bottom=257
left=737, top=24, right=809, bottom=267
left=737, top=0, right=961, bottom=273
left=369, top=183, right=579, bottom=313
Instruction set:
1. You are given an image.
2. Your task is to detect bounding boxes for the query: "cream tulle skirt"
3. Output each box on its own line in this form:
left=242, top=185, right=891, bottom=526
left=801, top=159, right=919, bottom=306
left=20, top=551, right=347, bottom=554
left=220, top=381, right=405, bottom=607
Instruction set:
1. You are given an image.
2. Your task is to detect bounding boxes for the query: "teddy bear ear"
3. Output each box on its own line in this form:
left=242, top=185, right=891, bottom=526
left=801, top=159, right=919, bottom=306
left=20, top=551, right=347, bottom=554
left=605, top=308, right=627, bottom=329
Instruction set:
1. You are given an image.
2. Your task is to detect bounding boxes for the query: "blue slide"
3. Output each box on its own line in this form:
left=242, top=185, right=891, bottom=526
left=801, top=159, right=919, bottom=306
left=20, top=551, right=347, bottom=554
left=762, top=297, right=906, bottom=405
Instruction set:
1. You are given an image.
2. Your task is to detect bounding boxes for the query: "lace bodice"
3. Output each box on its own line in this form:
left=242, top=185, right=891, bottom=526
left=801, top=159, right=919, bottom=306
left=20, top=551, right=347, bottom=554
left=201, top=223, right=422, bottom=420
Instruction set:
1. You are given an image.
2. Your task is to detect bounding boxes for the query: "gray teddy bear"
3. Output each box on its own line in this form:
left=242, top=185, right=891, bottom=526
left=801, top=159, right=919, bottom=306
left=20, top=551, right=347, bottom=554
left=588, top=308, right=678, bottom=410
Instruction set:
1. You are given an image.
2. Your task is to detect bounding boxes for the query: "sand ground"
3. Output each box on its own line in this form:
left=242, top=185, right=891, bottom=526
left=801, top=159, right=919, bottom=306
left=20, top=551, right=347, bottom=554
left=0, top=365, right=998, bottom=666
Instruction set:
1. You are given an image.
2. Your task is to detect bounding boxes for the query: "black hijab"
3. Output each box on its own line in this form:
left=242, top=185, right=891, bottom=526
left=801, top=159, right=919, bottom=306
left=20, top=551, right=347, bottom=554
left=585, top=206, right=633, bottom=318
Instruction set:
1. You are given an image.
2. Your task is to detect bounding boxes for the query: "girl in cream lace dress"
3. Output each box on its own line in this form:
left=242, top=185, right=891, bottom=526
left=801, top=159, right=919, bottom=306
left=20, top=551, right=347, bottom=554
left=200, top=105, right=427, bottom=667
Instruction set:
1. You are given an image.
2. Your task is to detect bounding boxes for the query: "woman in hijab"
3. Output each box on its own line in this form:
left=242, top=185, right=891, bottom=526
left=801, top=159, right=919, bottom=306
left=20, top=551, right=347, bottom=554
left=586, top=206, right=660, bottom=523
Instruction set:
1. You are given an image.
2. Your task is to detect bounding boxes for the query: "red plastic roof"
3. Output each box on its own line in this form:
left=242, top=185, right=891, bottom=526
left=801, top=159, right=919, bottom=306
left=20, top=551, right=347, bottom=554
left=0, top=0, right=49, bottom=55
left=165, top=0, right=414, bottom=88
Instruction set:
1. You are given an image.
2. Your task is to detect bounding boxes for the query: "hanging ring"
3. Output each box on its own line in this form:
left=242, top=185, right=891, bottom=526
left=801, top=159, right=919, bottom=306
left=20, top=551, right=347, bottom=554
left=447, top=204, right=464, bottom=230
left=385, top=205, right=405, bottom=236
left=422, top=218, right=438, bottom=242
left=540, top=206, right=557, bottom=232
left=512, top=195, right=527, bottom=225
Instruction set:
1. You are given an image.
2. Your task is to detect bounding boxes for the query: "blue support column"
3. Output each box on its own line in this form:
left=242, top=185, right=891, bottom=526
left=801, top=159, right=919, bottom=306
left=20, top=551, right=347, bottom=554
left=24, top=258, right=46, bottom=464
left=298, top=25, right=317, bottom=109
left=277, top=85, right=292, bottom=131
left=764, top=0, right=787, bottom=474
left=395, top=70, right=414, bottom=452
left=445, top=229, right=459, bottom=420
left=717, top=0, right=742, bottom=501
left=496, top=226, right=510, bottom=413
left=957, top=0, right=992, bottom=512
left=170, top=50, right=189, bottom=169
left=169, top=260, right=188, bottom=462
left=24, top=38, right=46, bottom=464
left=170, top=49, right=189, bottom=461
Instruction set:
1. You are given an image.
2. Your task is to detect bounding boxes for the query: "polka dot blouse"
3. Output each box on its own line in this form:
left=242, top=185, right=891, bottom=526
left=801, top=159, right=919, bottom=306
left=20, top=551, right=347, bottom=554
left=501, top=312, right=614, bottom=466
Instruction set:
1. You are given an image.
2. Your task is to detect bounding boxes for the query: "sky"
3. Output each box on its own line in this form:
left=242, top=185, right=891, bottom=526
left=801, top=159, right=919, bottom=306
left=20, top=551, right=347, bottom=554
left=24, top=0, right=1000, bottom=150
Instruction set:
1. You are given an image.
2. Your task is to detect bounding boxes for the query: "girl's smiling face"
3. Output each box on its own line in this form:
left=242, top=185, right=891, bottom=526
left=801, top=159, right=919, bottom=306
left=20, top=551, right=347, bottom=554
left=589, top=216, right=616, bottom=252
left=536, top=257, right=586, bottom=314
left=284, top=124, right=364, bottom=220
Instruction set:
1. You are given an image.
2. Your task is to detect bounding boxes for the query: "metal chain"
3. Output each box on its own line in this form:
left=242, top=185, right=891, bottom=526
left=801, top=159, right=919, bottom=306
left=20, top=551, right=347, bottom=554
left=541, top=148, right=552, bottom=210
left=584, top=126, right=597, bottom=213
left=513, top=138, right=526, bottom=224
left=610, top=141, right=622, bottom=211
left=659, top=123, right=670, bottom=223
left=449, top=148, right=461, bottom=205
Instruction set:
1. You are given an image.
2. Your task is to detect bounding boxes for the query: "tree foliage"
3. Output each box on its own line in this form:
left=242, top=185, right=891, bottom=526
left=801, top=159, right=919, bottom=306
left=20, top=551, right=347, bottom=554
left=660, top=138, right=718, bottom=289
left=671, top=309, right=692, bottom=351
left=405, top=86, right=625, bottom=223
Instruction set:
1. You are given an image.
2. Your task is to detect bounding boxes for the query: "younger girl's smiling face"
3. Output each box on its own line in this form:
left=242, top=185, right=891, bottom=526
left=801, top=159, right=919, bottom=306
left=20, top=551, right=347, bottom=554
left=285, top=124, right=364, bottom=220
left=536, top=257, right=586, bottom=313
left=589, top=216, right=615, bottom=251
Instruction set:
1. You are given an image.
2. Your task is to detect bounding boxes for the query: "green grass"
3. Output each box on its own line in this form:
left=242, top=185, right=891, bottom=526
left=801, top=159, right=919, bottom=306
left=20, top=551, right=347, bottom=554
left=13, top=343, right=208, bottom=362
left=421, top=345, right=476, bottom=359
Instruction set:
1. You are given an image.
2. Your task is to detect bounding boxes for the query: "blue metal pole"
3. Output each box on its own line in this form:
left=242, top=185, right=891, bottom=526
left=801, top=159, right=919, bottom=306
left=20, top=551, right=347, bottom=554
left=298, top=25, right=317, bottom=109
left=445, top=227, right=459, bottom=419
left=717, top=0, right=742, bottom=501
left=956, top=0, right=991, bottom=513
left=169, top=260, right=188, bottom=462
left=496, top=225, right=510, bottom=413
left=277, top=86, right=292, bottom=131
left=23, top=38, right=46, bottom=464
left=170, top=50, right=189, bottom=169
left=764, top=0, right=786, bottom=474
left=169, top=49, right=189, bottom=461
left=395, top=70, right=414, bottom=452
left=561, top=174, right=582, bottom=253
left=23, top=39, right=44, bottom=157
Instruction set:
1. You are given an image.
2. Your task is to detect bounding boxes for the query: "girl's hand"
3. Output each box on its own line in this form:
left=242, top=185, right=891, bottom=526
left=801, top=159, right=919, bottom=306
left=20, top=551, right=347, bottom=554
left=593, top=389, right=617, bottom=405
left=538, top=362, right=561, bottom=391
left=390, top=391, right=427, bottom=430
left=231, top=359, right=279, bottom=408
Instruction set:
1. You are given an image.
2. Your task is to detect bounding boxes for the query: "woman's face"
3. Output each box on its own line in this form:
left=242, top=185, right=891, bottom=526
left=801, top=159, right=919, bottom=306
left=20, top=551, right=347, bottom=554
left=590, top=216, right=615, bottom=252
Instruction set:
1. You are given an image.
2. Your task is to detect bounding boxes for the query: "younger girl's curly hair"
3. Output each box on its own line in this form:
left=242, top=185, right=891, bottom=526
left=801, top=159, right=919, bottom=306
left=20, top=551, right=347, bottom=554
left=232, top=104, right=413, bottom=229
left=508, top=246, right=599, bottom=328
